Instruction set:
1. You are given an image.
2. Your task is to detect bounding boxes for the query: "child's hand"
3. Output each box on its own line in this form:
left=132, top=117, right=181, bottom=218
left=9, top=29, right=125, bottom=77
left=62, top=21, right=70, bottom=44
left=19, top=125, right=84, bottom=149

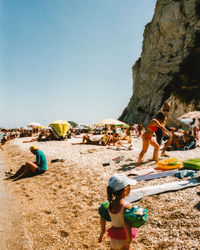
left=98, top=232, right=105, bottom=243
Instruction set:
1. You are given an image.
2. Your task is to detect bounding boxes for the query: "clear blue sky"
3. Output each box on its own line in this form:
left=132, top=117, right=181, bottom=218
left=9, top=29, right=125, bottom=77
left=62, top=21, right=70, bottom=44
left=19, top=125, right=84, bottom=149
left=0, top=0, right=156, bottom=128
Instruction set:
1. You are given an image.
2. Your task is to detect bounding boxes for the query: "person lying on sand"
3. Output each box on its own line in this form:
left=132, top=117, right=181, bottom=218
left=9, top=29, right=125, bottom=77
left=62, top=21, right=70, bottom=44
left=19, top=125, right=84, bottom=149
left=71, top=135, right=102, bottom=145
left=5, top=146, right=47, bottom=181
left=23, top=129, right=60, bottom=143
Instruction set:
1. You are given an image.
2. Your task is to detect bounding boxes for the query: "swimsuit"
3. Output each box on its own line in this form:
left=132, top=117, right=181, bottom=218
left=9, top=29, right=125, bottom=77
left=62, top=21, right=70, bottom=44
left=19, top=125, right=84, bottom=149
left=147, top=126, right=157, bottom=132
left=142, top=134, right=151, bottom=140
left=107, top=205, right=137, bottom=249
left=142, top=125, right=158, bottom=140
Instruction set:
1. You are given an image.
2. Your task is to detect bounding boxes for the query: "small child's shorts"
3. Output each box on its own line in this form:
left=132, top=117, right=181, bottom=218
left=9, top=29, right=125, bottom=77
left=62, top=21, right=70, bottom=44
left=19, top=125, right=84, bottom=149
left=107, top=226, right=137, bottom=240
left=107, top=226, right=138, bottom=250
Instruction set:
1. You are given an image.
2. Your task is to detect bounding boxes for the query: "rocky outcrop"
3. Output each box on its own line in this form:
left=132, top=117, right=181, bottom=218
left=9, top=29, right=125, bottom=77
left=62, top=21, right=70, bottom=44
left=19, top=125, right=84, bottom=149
left=120, top=0, right=200, bottom=127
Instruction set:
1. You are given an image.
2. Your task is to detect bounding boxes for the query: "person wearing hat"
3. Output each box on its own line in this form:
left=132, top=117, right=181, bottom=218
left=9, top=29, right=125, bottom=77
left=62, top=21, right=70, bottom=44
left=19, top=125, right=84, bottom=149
left=5, top=146, right=47, bottom=180
left=98, top=174, right=137, bottom=250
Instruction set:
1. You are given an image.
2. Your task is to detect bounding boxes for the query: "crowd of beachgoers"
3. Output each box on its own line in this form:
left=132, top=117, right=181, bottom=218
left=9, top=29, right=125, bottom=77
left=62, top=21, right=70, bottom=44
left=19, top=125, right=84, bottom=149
left=1, top=104, right=200, bottom=249
left=1, top=117, right=199, bottom=155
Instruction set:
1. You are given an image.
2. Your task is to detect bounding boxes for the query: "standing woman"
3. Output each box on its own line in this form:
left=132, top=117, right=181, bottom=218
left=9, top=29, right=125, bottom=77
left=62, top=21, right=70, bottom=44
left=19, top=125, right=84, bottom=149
left=137, top=111, right=171, bottom=166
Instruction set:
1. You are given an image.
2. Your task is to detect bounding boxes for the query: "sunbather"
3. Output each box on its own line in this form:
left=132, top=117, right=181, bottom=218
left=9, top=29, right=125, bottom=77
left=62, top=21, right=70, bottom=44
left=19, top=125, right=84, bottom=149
left=71, top=135, right=102, bottom=145
left=23, top=129, right=60, bottom=143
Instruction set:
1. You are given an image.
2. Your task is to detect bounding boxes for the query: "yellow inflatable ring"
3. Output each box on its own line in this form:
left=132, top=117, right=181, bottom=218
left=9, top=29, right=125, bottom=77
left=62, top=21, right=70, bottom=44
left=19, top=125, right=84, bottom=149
left=156, top=158, right=183, bottom=170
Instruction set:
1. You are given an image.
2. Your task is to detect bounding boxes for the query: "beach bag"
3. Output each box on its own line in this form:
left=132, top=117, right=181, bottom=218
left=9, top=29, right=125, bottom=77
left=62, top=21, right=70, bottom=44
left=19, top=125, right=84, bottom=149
left=98, top=201, right=147, bottom=228
left=183, top=158, right=200, bottom=170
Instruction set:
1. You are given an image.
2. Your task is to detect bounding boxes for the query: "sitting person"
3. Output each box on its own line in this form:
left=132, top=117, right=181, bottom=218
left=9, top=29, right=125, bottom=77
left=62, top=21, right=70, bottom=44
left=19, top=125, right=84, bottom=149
left=23, top=129, right=60, bottom=143
left=125, top=126, right=131, bottom=136
left=101, top=134, right=111, bottom=146
left=168, top=130, right=196, bottom=150
left=110, top=132, right=122, bottom=144
left=23, top=130, right=47, bottom=143
left=48, top=129, right=62, bottom=140
left=1, top=135, right=8, bottom=145
left=5, top=146, right=47, bottom=180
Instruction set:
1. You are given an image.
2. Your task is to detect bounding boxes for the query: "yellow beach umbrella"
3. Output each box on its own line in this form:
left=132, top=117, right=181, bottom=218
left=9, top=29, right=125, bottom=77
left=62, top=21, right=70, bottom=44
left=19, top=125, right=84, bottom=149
left=49, top=120, right=71, bottom=138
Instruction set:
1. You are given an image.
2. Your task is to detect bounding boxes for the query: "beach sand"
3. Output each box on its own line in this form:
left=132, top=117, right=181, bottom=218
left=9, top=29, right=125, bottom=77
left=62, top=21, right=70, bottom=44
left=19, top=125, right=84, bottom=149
left=0, top=136, right=200, bottom=249
left=0, top=166, right=31, bottom=250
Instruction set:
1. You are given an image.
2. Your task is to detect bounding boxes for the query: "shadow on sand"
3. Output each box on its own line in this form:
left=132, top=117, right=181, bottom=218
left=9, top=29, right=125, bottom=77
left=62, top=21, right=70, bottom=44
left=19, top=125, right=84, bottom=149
left=117, top=160, right=154, bottom=172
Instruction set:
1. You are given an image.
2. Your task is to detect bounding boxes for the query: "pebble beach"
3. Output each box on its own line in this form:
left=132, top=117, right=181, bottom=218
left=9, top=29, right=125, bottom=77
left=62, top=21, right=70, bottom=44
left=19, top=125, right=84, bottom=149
left=0, top=135, right=200, bottom=249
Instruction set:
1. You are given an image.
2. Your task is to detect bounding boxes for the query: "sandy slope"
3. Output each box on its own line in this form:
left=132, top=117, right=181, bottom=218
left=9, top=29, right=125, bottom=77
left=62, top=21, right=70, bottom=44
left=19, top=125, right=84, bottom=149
left=0, top=136, right=200, bottom=249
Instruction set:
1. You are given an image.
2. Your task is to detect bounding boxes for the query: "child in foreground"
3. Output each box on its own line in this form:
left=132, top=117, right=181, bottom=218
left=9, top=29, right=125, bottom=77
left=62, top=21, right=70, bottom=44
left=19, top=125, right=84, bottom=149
left=98, top=174, right=137, bottom=250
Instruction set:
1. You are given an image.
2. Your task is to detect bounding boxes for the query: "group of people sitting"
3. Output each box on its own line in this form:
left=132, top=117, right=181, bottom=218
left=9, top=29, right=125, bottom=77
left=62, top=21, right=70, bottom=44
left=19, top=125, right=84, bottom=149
left=0, top=131, right=20, bottom=150
left=71, top=127, right=132, bottom=147
left=167, top=129, right=196, bottom=151
left=23, top=128, right=61, bottom=143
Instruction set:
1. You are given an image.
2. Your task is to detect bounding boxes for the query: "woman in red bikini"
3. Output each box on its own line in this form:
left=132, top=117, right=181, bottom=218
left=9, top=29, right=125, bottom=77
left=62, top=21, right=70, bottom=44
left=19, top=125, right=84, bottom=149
left=137, top=111, right=171, bottom=166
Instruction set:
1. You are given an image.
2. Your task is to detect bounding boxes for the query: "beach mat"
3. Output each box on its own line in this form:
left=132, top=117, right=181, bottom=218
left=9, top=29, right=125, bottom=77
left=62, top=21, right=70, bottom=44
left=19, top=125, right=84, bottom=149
left=131, top=170, right=178, bottom=181
left=126, top=178, right=200, bottom=203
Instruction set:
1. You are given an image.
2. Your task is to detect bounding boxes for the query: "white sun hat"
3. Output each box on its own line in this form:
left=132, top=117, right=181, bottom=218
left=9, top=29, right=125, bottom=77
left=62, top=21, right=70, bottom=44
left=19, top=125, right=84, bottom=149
left=108, top=173, right=137, bottom=191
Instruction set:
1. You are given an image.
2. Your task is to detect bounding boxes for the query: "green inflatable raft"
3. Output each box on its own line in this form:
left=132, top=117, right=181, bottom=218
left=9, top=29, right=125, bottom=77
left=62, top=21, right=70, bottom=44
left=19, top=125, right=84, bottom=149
left=183, top=158, right=200, bottom=170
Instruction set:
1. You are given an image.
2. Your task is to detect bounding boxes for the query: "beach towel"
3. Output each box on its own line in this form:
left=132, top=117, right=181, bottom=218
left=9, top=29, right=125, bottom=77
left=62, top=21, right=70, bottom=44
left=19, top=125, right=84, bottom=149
left=107, top=146, right=132, bottom=151
left=131, top=170, right=178, bottom=181
left=126, top=178, right=200, bottom=203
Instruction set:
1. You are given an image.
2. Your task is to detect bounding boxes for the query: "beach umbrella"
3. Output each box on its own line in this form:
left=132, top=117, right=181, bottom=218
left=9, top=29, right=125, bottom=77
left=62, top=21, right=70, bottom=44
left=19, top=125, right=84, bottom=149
left=22, top=126, right=32, bottom=130
left=97, top=118, right=129, bottom=127
left=180, top=118, right=193, bottom=125
left=49, top=120, right=71, bottom=138
left=178, top=111, right=200, bottom=120
left=27, top=122, right=41, bottom=127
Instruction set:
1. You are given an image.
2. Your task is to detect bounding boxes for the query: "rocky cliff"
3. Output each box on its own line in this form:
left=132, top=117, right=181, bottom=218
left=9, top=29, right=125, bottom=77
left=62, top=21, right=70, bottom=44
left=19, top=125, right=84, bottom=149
left=120, top=0, right=200, bottom=126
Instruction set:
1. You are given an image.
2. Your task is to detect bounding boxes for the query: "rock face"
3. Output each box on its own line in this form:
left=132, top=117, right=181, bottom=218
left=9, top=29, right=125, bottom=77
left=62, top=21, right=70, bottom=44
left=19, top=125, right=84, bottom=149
left=120, top=0, right=200, bottom=127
